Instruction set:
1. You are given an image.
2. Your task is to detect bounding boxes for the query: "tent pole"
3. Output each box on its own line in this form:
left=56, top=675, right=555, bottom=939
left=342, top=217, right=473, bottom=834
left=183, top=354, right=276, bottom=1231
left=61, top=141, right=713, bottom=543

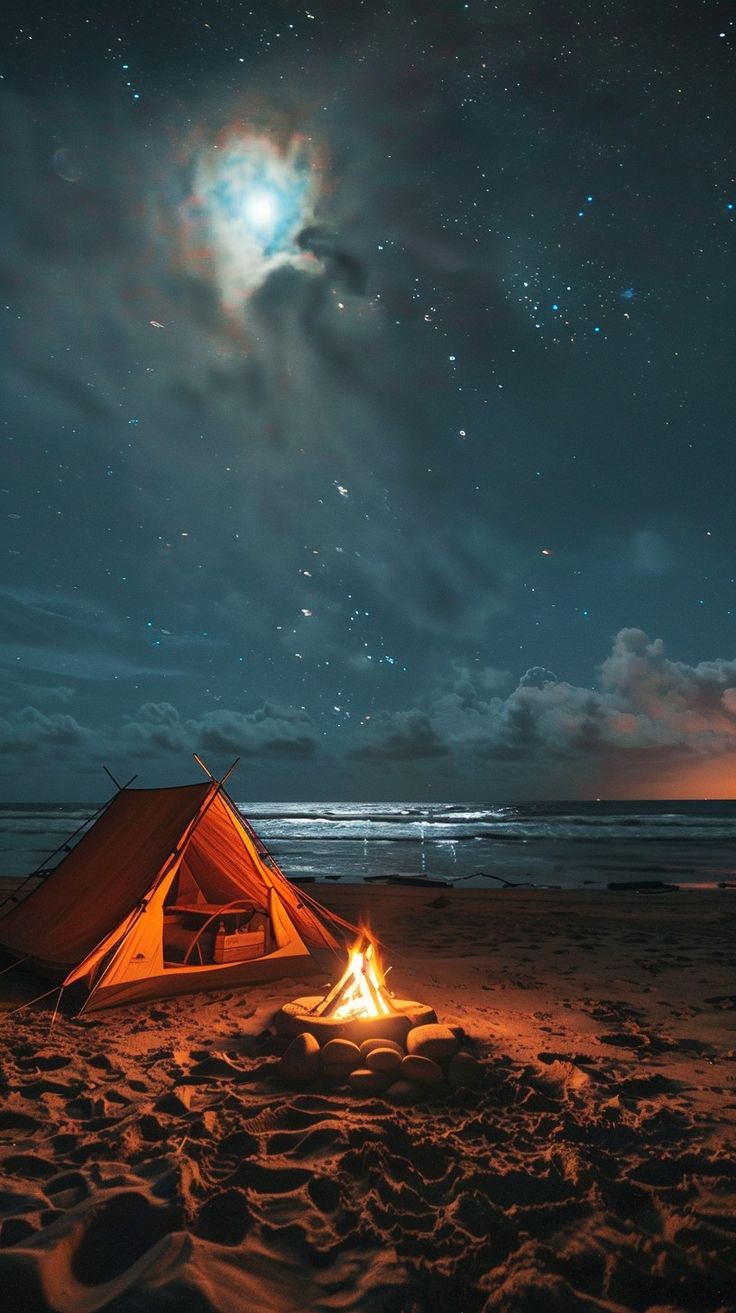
left=103, top=766, right=138, bottom=791
left=218, top=758, right=240, bottom=788
left=193, top=753, right=240, bottom=788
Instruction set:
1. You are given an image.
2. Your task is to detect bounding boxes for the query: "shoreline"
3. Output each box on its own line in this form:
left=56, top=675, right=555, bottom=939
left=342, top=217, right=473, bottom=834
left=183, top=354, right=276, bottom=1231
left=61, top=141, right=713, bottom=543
left=4, top=840, right=734, bottom=892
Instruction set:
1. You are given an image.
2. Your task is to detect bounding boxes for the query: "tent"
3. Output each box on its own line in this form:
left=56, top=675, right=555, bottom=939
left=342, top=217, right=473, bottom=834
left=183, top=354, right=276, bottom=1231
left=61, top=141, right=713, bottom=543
left=0, top=779, right=357, bottom=1013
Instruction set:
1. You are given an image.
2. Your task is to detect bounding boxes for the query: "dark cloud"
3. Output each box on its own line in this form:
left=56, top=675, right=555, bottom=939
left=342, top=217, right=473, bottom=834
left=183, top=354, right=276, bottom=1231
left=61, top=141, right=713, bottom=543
left=354, top=709, right=450, bottom=761
left=352, top=630, right=736, bottom=784
left=0, top=699, right=318, bottom=786
left=297, top=226, right=368, bottom=296
left=0, top=707, right=91, bottom=755
left=119, top=700, right=318, bottom=761
left=196, top=704, right=318, bottom=758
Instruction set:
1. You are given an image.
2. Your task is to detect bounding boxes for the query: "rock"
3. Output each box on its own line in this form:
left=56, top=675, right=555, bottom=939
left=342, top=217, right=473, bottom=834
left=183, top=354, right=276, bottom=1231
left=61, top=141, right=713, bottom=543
left=359, top=1037, right=405, bottom=1059
left=278, top=1032, right=321, bottom=1083
left=385, top=1079, right=425, bottom=1105
left=349, top=1067, right=393, bottom=1094
left=446, top=1021, right=466, bottom=1041
left=365, top=1047, right=403, bottom=1075
left=320, top=1039, right=362, bottom=1073
left=401, top=1054, right=444, bottom=1087
left=447, top=1051, right=485, bottom=1091
left=406, top=1023, right=459, bottom=1062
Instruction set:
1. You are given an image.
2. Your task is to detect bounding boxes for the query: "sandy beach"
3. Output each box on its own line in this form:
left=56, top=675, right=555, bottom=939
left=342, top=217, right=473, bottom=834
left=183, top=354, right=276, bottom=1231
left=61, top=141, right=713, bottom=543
left=1, top=885, right=735, bottom=1312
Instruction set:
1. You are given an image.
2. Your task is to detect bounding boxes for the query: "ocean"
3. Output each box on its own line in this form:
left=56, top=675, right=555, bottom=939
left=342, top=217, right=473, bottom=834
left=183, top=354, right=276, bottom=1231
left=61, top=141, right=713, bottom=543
left=0, top=799, right=735, bottom=890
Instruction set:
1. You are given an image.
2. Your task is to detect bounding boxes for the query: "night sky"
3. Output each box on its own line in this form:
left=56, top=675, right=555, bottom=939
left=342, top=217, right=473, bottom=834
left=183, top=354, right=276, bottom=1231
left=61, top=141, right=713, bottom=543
left=2, top=2, right=735, bottom=801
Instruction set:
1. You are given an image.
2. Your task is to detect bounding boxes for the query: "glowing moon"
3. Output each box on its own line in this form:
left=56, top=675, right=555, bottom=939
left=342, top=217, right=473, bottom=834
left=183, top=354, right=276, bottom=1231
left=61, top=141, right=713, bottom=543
left=245, top=188, right=279, bottom=235
left=184, top=130, right=319, bottom=309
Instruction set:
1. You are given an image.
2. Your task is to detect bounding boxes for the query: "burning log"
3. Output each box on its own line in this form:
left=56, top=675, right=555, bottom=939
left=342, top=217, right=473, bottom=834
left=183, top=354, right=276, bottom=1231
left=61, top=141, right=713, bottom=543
left=311, top=934, right=392, bottom=1022
left=274, top=932, right=436, bottom=1045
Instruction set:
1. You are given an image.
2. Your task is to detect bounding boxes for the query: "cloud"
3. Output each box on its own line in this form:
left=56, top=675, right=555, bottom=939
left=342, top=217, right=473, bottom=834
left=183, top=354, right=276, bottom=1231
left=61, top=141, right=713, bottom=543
left=120, top=701, right=318, bottom=760
left=185, top=129, right=319, bottom=307
left=352, top=629, right=736, bottom=779
left=297, top=226, right=368, bottom=296
left=0, top=707, right=92, bottom=755
left=518, top=667, right=558, bottom=689
left=0, top=697, right=319, bottom=784
left=196, top=704, right=318, bottom=758
left=353, top=709, right=450, bottom=761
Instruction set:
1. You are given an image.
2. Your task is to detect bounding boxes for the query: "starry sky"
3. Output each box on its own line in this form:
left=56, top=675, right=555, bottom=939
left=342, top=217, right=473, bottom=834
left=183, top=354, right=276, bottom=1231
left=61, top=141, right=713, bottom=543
left=2, top=1, right=736, bottom=802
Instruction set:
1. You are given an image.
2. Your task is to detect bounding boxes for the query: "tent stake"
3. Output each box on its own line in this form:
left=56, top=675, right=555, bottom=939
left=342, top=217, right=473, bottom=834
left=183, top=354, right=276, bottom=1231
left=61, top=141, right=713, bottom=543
left=48, top=985, right=65, bottom=1031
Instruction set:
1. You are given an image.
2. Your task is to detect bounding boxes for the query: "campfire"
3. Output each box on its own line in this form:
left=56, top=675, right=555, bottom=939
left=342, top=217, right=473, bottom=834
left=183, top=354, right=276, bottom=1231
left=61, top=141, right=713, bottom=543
left=275, top=931, right=436, bottom=1044
left=313, top=934, right=392, bottom=1023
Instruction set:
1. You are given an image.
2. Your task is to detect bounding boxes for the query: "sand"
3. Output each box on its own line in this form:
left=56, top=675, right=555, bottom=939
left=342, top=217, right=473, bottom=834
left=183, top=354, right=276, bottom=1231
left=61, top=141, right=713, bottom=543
left=1, top=885, right=735, bottom=1312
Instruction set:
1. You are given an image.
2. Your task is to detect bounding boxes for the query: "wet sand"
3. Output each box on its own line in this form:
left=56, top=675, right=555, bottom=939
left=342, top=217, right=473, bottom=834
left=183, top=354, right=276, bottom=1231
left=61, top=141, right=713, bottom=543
left=1, top=886, right=735, bottom=1311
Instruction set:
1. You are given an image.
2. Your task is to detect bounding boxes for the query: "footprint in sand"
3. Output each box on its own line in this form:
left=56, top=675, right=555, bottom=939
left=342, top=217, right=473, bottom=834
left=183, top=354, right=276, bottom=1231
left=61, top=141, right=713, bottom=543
left=69, top=1190, right=181, bottom=1284
left=226, top=1160, right=313, bottom=1194
left=597, top=1032, right=650, bottom=1049
left=44, top=1172, right=90, bottom=1210
left=195, top=1187, right=252, bottom=1244
left=19, top=1077, right=84, bottom=1099
left=20, top=1054, right=72, bottom=1072
left=208, top=1129, right=260, bottom=1182
left=0, top=1215, right=36, bottom=1246
left=0, top=1184, right=48, bottom=1217
left=85, top=1053, right=114, bottom=1071
left=0, top=1111, right=42, bottom=1142
left=2, top=1153, right=58, bottom=1181
left=307, top=1174, right=342, bottom=1213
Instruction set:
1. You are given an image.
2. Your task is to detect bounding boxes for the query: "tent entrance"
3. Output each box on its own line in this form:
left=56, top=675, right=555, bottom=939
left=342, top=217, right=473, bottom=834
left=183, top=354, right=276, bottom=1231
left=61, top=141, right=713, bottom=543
left=162, top=896, right=272, bottom=967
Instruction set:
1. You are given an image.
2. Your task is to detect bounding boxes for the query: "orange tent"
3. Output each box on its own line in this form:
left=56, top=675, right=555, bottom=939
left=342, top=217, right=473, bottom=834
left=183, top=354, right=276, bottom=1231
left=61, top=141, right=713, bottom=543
left=0, top=781, right=356, bottom=1013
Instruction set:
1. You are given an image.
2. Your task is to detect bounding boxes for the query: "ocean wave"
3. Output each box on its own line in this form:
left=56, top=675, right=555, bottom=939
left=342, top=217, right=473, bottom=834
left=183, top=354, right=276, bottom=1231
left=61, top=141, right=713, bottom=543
left=0, top=800, right=734, bottom=883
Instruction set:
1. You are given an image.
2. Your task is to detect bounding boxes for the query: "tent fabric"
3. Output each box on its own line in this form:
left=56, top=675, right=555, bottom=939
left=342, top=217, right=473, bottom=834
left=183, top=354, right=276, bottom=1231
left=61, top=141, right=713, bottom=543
left=178, top=792, right=274, bottom=908
left=0, top=783, right=213, bottom=968
left=0, top=778, right=358, bottom=1011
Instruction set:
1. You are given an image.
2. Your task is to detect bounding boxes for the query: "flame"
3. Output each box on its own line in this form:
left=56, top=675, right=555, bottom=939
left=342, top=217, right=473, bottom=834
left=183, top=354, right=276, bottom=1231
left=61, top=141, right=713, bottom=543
left=319, top=935, right=393, bottom=1022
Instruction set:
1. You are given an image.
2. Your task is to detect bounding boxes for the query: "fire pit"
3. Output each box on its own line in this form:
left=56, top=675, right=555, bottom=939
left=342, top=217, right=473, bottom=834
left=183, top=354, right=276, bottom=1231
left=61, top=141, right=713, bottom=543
left=274, top=933, right=436, bottom=1045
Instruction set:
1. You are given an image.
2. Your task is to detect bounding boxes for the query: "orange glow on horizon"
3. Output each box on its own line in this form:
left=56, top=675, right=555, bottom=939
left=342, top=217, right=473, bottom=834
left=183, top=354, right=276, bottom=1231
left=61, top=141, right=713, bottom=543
left=602, top=753, right=736, bottom=800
